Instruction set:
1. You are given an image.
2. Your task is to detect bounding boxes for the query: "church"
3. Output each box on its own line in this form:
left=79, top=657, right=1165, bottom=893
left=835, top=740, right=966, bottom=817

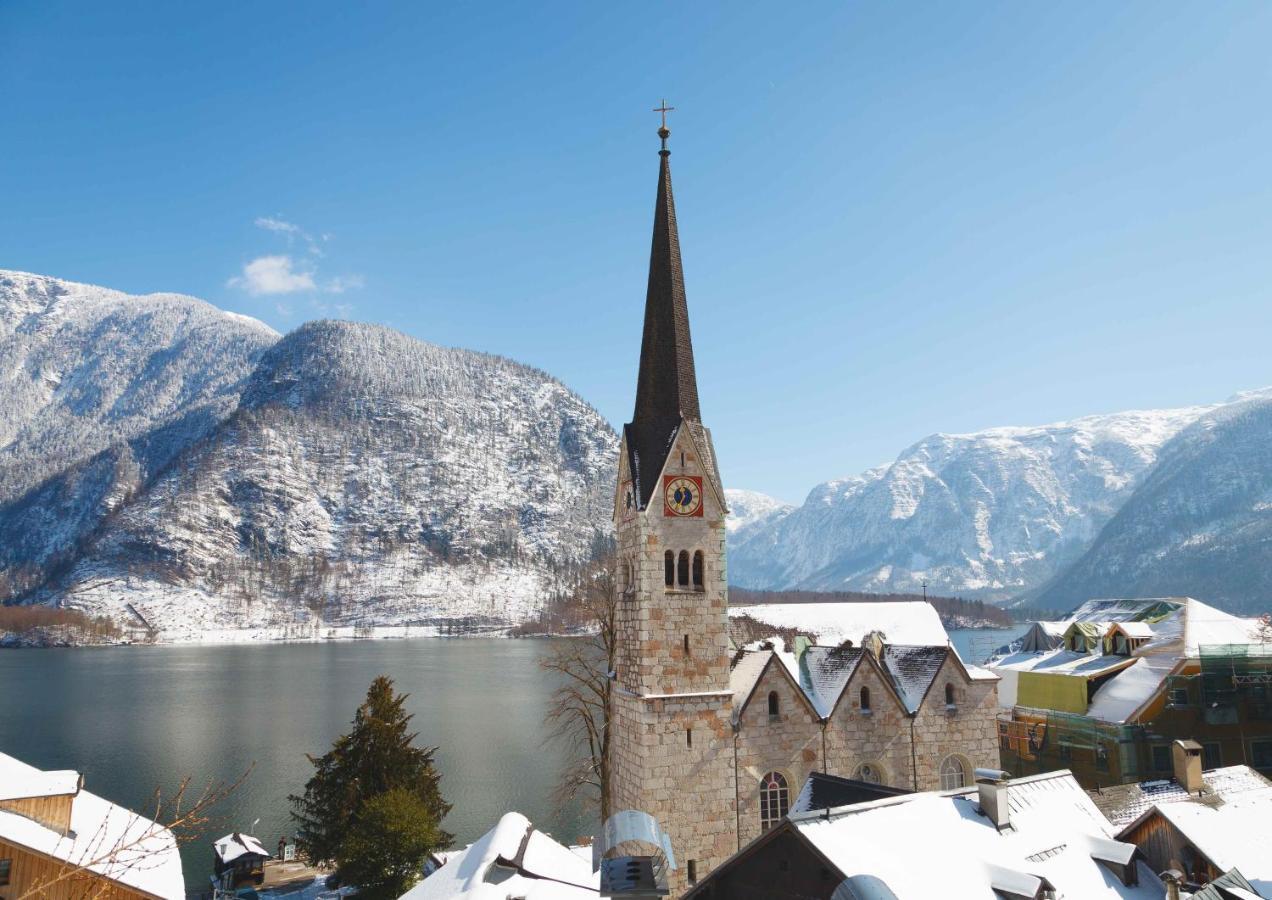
left=605, top=115, right=1002, bottom=894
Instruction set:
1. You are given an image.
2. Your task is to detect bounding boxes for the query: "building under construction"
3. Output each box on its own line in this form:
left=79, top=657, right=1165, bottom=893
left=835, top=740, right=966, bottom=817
left=992, top=598, right=1272, bottom=787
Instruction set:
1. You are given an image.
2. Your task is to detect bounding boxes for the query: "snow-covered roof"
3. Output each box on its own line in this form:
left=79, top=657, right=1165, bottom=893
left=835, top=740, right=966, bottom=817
left=0, top=767, right=78, bottom=801
left=401, top=811, right=597, bottom=899
left=799, top=645, right=865, bottom=718
left=1125, top=784, right=1272, bottom=894
left=1094, top=765, right=1272, bottom=829
left=1084, top=655, right=1178, bottom=723
left=1139, top=597, right=1267, bottom=658
left=789, top=771, right=1160, bottom=898
left=1109, top=622, right=1155, bottom=638
left=0, top=752, right=184, bottom=899
left=213, top=832, right=271, bottom=864
left=728, top=601, right=949, bottom=648
left=882, top=645, right=948, bottom=713
left=1065, top=598, right=1185, bottom=624
left=729, top=650, right=773, bottom=718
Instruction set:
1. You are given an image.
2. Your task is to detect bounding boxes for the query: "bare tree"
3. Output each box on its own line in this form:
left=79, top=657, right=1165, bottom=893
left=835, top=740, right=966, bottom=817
left=17, top=770, right=249, bottom=900
left=541, top=554, right=617, bottom=822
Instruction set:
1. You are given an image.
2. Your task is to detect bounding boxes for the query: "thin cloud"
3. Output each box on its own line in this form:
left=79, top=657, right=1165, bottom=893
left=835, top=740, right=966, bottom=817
left=228, top=255, right=316, bottom=295
left=229, top=218, right=363, bottom=301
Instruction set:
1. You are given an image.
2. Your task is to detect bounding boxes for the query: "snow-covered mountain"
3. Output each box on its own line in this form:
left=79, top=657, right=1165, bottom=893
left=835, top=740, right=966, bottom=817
left=1035, top=392, right=1272, bottom=615
left=728, top=398, right=1264, bottom=602
left=2, top=272, right=618, bottom=637
left=0, top=270, right=277, bottom=597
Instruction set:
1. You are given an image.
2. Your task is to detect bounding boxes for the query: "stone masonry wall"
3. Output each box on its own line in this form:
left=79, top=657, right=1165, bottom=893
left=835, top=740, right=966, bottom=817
left=733, top=662, right=823, bottom=848
left=910, top=657, right=1000, bottom=790
left=823, top=656, right=917, bottom=790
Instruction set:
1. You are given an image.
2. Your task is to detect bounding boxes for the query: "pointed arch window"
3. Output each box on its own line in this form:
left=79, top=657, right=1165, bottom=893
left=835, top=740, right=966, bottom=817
left=759, top=772, right=789, bottom=831
left=664, top=551, right=674, bottom=587
left=677, top=550, right=690, bottom=588
left=692, top=551, right=704, bottom=590
left=859, top=686, right=871, bottom=713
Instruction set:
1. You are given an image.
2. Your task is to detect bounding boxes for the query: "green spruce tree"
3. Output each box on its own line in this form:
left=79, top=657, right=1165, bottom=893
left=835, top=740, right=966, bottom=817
left=337, top=788, right=447, bottom=899
left=290, top=676, right=452, bottom=884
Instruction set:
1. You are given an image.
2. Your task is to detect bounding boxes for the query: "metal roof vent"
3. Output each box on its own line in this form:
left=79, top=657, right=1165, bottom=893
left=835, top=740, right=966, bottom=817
left=592, top=810, right=675, bottom=898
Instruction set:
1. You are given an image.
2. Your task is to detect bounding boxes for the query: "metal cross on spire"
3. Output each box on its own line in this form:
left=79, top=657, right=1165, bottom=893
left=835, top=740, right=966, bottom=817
left=653, top=99, right=674, bottom=151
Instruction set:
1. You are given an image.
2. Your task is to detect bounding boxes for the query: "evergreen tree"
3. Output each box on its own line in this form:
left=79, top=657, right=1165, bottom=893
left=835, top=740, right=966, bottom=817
left=290, top=676, right=452, bottom=879
left=336, top=788, right=446, bottom=899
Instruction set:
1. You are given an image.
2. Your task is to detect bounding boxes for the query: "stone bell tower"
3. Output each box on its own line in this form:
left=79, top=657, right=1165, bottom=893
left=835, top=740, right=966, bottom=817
left=606, top=111, right=736, bottom=894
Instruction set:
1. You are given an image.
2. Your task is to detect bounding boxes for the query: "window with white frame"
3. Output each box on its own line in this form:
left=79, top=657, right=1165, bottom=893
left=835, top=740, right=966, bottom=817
left=759, top=772, right=789, bottom=831
left=939, top=755, right=967, bottom=790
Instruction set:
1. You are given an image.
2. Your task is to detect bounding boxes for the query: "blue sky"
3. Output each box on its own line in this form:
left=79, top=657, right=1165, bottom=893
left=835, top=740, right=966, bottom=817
left=4, top=3, right=1272, bottom=503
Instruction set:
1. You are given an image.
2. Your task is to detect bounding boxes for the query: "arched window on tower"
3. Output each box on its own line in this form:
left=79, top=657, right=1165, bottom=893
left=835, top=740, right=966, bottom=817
left=692, top=551, right=704, bottom=590
left=768, top=691, right=780, bottom=719
left=759, top=772, right=789, bottom=831
left=664, top=551, right=674, bottom=587
left=860, top=686, right=871, bottom=713
left=678, top=550, right=690, bottom=588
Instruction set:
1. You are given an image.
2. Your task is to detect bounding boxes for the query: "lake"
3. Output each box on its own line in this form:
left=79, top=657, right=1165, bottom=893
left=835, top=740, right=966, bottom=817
left=0, top=627, right=1022, bottom=890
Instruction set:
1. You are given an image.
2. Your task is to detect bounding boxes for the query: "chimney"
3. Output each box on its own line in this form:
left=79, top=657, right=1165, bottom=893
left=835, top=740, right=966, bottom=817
left=1171, top=740, right=1204, bottom=793
left=975, top=768, right=1011, bottom=831
left=1160, top=868, right=1184, bottom=900
left=862, top=630, right=886, bottom=661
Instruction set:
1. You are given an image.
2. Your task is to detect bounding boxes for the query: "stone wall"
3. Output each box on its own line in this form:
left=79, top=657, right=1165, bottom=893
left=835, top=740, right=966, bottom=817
left=733, top=661, right=823, bottom=847
left=823, top=655, right=917, bottom=789
left=910, top=655, right=1000, bottom=790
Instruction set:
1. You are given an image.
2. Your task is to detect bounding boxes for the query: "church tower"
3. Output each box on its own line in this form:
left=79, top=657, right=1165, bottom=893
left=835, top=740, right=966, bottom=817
left=607, top=112, right=736, bottom=894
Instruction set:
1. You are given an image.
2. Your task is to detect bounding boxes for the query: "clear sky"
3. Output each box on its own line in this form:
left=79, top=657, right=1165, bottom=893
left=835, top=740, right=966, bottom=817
left=4, top=3, right=1272, bottom=503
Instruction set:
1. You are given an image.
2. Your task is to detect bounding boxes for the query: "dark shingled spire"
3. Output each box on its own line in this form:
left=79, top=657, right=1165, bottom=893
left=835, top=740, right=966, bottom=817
left=625, top=123, right=702, bottom=508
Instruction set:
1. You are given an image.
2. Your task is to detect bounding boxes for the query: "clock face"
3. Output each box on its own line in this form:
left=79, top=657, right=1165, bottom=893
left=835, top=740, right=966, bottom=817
left=664, top=475, right=704, bottom=517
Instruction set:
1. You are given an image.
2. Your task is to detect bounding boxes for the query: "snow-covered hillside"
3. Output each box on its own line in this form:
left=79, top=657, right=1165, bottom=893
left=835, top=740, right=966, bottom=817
left=0, top=270, right=276, bottom=596
left=43, top=320, right=619, bottom=638
left=1036, top=392, right=1272, bottom=615
left=728, top=398, right=1265, bottom=601
left=1, top=272, right=619, bottom=638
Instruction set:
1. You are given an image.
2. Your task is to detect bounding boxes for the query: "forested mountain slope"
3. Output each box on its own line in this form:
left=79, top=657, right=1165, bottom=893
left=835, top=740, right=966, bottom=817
left=0, top=270, right=277, bottom=598
left=43, top=320, right=619, bottom=637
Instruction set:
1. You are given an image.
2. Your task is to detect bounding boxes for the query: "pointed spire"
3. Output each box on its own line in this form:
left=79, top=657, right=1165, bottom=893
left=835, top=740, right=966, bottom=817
left=626, top=111, right=702, bottom=506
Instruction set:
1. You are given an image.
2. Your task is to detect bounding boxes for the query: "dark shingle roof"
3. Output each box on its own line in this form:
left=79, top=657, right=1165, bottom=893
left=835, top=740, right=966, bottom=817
left=626, top=145, right=702, bottom=509
left=800, top=646, right=864, bottom=717
left=792, top=771, right=912, bottom=814
left=882, top=645, right=949, bottom=713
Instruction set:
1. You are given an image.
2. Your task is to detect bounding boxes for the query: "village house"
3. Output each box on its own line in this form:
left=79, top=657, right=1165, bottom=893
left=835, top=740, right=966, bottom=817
left=0, top=751, right=184, bottom=900
left=604, top=118, right=1001, bottom=894
left=1086, top=739, right=1272, bottom=896
left=211, top=831, right=270, bottom=890
left=993, top=598, right=1272, bottom=788
left=682, top=769, right=1163, bottom=899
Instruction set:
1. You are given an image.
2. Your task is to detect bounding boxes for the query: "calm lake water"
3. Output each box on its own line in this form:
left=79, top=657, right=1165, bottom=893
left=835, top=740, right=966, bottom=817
left=0, top=627, right=1023, bottom=890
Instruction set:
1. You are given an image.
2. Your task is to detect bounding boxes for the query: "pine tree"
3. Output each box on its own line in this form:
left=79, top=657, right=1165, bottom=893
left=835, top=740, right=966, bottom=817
left=336, top=788, right=447, bottom=900
left=289, top=676, right=452, bottom=879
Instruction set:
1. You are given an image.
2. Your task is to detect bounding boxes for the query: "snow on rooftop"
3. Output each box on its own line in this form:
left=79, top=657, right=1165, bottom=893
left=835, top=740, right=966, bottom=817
left=214, top=831, right=271, bottom=864
left=0, top=767, right=78, bottom=802
left=0, top=752, right=184, bottom=899
left=793, top=772, right=1160, bottom=898
left=1085, top=655, right=1177, bottom=723
left=1096, top=765, right=1272, bottom=829
left=402, top=811, right=597, bottom=899
left=728, top=601, right=949, bottom=648
left=1150, top=791, right=1272, bottom=893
